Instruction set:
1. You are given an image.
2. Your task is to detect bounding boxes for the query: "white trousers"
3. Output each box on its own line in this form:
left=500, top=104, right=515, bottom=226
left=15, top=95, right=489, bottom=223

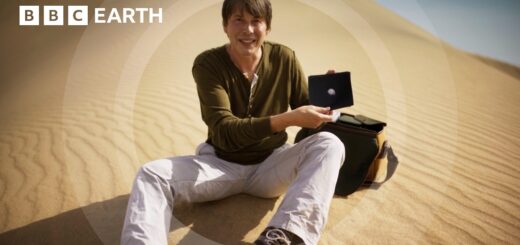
left=121, top=132, right=345, bottom=245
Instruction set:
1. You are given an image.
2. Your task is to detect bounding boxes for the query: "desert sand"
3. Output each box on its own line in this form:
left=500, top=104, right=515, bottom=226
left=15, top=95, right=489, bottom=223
left=0, top=0, right=519, bottom=244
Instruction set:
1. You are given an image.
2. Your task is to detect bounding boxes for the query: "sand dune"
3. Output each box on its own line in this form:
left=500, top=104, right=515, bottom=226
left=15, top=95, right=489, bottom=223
left=1, top=0, right=519, bottom=244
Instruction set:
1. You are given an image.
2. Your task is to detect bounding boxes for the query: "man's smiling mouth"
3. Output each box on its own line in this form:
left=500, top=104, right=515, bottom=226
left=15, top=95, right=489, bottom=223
left=239, top=38, right=256, bottom=45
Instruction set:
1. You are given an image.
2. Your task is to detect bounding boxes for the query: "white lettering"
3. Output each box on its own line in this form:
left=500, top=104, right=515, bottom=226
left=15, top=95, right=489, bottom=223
left=123, top=8, right=135, bottom=23
left=19, top=6, right=39, bottom=26
left=44, top=6, right=63, bottom=26
left=149, top=8, right=162, bottom=23
left=95, top=8, right=105, bottom=23
left=107, top=8, right=121, bottom=23
left=135, top=8, right=147, bottom=23
left=68, top=6, right=88, bottom=26
left=19, top=5, right=163, bottom=26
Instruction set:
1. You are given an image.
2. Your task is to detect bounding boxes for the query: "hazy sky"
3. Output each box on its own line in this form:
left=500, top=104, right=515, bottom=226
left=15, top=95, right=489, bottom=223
left=377, top=0, right=520, bottom=66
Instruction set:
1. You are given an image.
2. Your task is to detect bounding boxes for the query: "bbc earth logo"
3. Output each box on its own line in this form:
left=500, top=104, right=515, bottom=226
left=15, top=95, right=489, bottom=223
left=19, top=5, right=163, bottom=26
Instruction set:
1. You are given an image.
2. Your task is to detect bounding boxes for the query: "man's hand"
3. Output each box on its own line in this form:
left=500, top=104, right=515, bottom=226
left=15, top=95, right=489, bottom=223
left=270, top=105, right=333, bottom=132
left=270, top=69, right=338, bottom=132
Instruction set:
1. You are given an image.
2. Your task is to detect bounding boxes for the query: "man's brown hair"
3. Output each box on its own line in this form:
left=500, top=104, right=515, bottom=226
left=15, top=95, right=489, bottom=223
left=222, top=0, right=272, bottom=30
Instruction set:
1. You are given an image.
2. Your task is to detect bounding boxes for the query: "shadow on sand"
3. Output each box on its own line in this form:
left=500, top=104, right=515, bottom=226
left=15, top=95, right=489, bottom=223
left=0, top=194, right=277, bottom=245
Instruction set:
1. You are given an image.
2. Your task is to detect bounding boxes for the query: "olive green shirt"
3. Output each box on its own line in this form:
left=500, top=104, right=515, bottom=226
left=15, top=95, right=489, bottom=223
left=192, top=41, right=309, bottom=165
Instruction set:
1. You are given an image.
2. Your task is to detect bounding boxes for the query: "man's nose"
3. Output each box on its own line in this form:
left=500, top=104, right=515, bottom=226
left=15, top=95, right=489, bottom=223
left=244, top=22, right=254, bottom=33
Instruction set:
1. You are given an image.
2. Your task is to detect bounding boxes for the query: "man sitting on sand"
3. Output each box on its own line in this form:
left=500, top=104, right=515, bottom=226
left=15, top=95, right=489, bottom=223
left=121, top=0, right=345, bottom=244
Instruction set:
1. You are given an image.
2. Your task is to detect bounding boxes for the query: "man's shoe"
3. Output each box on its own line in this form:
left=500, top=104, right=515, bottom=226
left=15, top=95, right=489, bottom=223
left=254, top=227, right=305, bottom=245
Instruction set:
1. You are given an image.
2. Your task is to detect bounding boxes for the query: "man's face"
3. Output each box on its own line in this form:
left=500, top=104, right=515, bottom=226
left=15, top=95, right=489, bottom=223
left=224, top=9, right=269, bottom=57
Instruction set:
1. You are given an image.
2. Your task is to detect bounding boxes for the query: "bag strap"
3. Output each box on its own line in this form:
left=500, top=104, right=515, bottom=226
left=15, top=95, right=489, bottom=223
left=364, top=140, right=399, bottom=187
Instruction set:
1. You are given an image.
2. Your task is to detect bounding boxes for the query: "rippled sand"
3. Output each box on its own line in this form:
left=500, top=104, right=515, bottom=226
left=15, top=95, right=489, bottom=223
left=0, top=0, right=519, bottom=244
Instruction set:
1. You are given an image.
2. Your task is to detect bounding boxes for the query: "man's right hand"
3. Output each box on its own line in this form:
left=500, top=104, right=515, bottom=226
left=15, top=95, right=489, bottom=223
left=270, top=105, right=333, bottom=132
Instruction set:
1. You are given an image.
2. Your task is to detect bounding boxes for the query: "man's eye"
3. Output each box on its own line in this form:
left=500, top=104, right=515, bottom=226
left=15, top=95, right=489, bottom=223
left=253, top=19, right=264, bottom=25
